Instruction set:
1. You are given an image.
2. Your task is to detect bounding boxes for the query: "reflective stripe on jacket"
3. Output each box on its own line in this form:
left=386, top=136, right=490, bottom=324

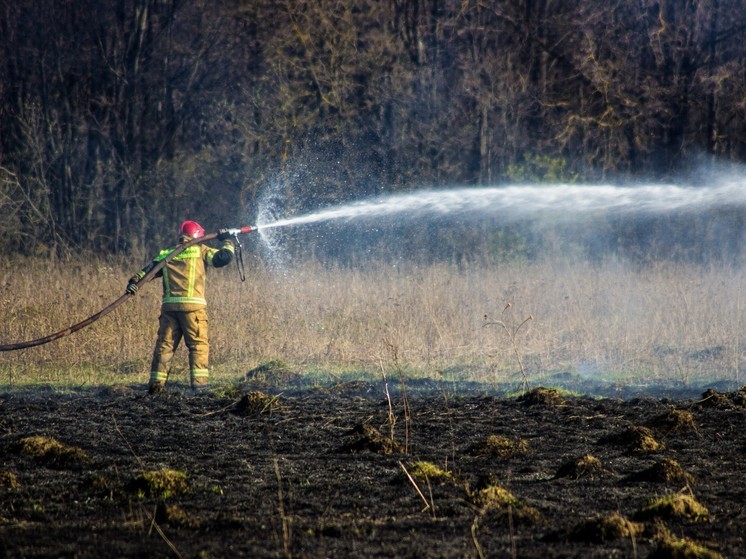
left=149, top=240, right=234, bottom=311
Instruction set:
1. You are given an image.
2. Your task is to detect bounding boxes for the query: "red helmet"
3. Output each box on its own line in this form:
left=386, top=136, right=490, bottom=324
left=180, top=220, right=205, bottom=239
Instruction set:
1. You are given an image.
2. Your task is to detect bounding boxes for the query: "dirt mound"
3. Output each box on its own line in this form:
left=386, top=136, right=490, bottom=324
left=126, top=469, right=190, bottom=499
left=626, top=458, right=694, bottom=484
left=467, top=434, right=529, bottom=459
left=598, top=425, right=664, bottom=453
left=517, top=387, right=565, bottom=406
left=695, top=389, right=732, bottom=408
left=649, top=408, right=697, bottom=433
left=234, top=391, right=281, bottom=415
left=569, top=513, right=644, bottom=543
left=634, top=492, right=709, bottom=523
left=7, top=435, right=89, bottom=469
left=554, top=454, right=607, bottom=480
left=338, top=423, right=403, bottom=454
left=649, top=534, right=724, bottom=559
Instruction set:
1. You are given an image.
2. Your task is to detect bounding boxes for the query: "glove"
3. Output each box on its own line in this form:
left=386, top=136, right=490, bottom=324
left=126, top=274, right=141, bottom=295
left=126, top=280, right=138, bottom=295
left=217, top=228, right=233, bottom=242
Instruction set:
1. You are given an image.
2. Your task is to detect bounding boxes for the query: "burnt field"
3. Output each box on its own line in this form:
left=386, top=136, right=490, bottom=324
left=1, top=380, right=745, bottom=558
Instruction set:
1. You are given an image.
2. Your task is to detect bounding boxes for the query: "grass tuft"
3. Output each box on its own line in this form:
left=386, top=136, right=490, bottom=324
left=634, top=491, right=709, bottom=523
left=407, top=461, right=453, bottom=484
left=127, top=468, right=190, bottom=499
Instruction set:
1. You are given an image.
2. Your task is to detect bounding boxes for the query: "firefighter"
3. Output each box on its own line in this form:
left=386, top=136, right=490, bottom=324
left=126, top=220, right=235, bottom=394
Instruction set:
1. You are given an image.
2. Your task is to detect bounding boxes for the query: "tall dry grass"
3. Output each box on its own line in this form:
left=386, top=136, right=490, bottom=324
left=1, top=253, right=744, bottom=388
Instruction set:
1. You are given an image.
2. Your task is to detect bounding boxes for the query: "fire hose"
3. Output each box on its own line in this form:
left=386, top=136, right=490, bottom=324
left=0, top=226, right=255, bottom=352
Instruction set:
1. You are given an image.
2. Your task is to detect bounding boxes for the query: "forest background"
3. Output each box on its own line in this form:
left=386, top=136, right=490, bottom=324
left=1, top=0, right=745, bottom=261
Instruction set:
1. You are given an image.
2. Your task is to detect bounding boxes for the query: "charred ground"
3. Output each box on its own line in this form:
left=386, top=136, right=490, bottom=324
left=1, top=379, right=745, bottom=558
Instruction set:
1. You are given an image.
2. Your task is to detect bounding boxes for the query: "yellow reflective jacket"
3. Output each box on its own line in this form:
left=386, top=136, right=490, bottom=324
left=137, top=236, right=234, bottom=312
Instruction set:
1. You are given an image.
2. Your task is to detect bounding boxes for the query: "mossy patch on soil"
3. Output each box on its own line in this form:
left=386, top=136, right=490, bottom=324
left=9, top=435, right=90, bottom=469
left=517, top=387, right=565, bottom=406
left=554, top=454, right=607, bottom=480
left=599, top=425, right=664, bottom=453
left=569, top=513, right=644, bottom=543
left=338, top=423, right=403, bottom=454
left=468, top=434, right=529, bottom=459
left=127, top=469, right=190, bottom=499
left=626, top=458, right=694, bottom=484
left=634, top=492, right=709, bottom=523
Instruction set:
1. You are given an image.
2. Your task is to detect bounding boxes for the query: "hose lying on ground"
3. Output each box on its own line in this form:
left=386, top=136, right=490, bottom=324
left=0, top=232, right=219, bottom=352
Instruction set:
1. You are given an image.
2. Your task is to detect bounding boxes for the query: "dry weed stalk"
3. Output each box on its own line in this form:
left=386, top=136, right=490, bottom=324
left=483, top=303, right=533, bottom=393
left=379, top=360, right=397, bottom=446
left=145, top=504, right=184, bottom=559
left=470, top=514, right=486, bottom=559
left=398, top=461, right=431, bottom=513
left=382, top=338, right=411, bottom=453
left=272, top=455, right=292, bottom=559
left=267, top=430, right=292, bottom=558
left=112, top=418, right=183, bottom=557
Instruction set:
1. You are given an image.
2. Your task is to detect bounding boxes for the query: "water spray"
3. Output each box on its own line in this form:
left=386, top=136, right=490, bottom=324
left=256, top=175, right=746, bottom=267
left=0, top=225, right=258, bottom=351
left=258, top=181, right=746, bottom=232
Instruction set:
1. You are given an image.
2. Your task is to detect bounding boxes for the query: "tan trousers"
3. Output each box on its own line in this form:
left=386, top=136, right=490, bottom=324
left=149, top=309, right=210, bottom=391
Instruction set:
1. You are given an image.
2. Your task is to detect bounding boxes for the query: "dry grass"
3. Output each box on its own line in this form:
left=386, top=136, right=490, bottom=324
left=1, top=254, right=745, bottom=388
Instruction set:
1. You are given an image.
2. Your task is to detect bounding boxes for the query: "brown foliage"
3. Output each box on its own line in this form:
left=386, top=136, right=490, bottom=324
left=0, top=0, right=744, bottom=254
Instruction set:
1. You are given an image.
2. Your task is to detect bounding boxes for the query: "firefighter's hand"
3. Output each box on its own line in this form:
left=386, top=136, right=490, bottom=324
left=126, top=279, right=139, bottom=295
left=217, top=228, right=233, bottom=241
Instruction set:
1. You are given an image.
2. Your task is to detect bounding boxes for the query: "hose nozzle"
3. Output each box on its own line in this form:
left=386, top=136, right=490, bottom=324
left=226, top=225, right=256, bottom=236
